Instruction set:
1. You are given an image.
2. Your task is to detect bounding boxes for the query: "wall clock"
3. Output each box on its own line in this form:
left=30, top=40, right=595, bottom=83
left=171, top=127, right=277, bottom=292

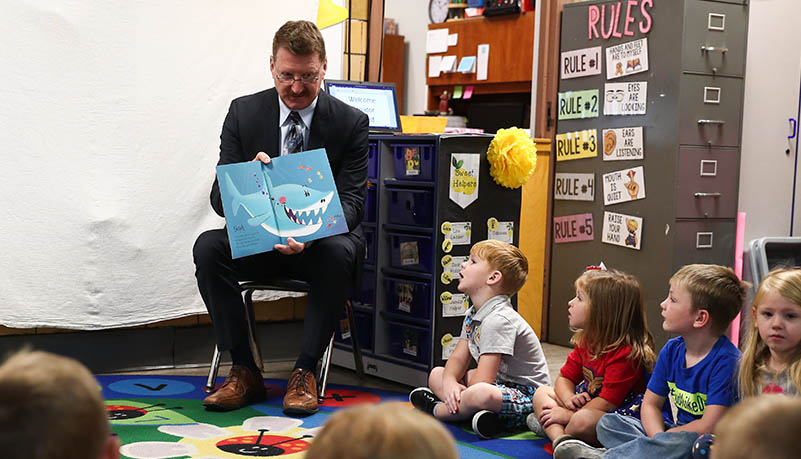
left=429, top=0, right=449, bottom=24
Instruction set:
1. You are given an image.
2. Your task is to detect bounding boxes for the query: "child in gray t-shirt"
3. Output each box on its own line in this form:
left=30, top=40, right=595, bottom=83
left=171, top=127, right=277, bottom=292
left=409, top=240, right=551, bottom=439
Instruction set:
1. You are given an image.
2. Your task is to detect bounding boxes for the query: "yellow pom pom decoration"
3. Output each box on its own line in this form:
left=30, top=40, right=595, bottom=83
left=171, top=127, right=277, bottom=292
left=486, top=127, right=538, bottom=189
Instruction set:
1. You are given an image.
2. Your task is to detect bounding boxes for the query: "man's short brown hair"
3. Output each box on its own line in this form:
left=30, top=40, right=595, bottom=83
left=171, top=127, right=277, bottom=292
left=670, top=264, right=747, bottom=334
left=470, top=240, right=528, bottom=295
left=272, top=20, right=326, bottom=62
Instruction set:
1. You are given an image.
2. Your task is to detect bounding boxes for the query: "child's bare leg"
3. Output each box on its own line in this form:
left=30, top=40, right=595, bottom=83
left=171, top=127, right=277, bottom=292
left=428, top=366, right=446, bottom=400
left=434, top=382, right=502, bottom=422
left=533, top=386, right=567, bottom=441
left=565, top=407, right=606, bottom=446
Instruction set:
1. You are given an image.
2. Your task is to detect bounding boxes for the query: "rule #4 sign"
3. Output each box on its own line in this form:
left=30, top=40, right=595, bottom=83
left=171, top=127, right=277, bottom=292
left=555, top=172, right=595, bottom=201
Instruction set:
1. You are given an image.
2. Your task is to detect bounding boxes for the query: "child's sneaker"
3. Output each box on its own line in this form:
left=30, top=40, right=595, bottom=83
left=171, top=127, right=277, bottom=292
left=409, top=387, right=440, bottom=415
left=472, top=410, right=503, bottom=439
left=526, top=412, right=546, bottom=437
left=553, top=438, right=606, bottom=459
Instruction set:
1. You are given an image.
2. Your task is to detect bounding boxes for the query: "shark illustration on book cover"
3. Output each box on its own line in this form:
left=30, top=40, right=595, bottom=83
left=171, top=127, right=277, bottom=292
left=216, top=148, right=348, bottom=258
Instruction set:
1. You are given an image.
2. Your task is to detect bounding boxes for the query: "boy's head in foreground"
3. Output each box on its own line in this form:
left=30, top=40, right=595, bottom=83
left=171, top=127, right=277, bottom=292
left=662, top=264, right=746, bottom=336
left=457, top=239, right=528, bottom=300
left=712, top=394, right=801, bottom=459
left=0, top=349, right=119, bottom=459
left=305, top=402, right=458, bottom=459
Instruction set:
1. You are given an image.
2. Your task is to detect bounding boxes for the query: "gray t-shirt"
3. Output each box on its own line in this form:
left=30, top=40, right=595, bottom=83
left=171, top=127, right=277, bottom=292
left=459, top=295, right=552, bottom=388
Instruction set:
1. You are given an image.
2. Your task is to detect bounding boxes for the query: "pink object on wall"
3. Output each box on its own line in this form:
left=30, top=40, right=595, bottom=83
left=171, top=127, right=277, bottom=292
left=730, top=212, right=747, bottom=346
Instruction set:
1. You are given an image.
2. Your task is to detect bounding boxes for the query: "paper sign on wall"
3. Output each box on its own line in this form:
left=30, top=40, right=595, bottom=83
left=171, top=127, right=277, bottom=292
left=604, top=81, right=647, bottom=115
left=602, top=211, right=643, bottom=250
left=561, top=46, right=602, bottom=79
left=443, top=255, right=468, bottom=279
left=556, top=129, right=598, bottom=161
left=442, top=333, right=458, bottom=360
left=602, top=127, right=644, bottom=160
left=603, top=166, right=646, bottom=205
left=558, top=89, right=600, bottom=120
left=555, top=172, right=595, bottom=201
left=487, top=218, right=514, bottom=243
left=444, top=222, right=472, bottom=245
left=449, top=153, right=480, bottom=209
left=605, top=38, right=649, bottom=79
left=554, top=213, right=595, bottom=243
left=441, top=291, right=470, bottom=318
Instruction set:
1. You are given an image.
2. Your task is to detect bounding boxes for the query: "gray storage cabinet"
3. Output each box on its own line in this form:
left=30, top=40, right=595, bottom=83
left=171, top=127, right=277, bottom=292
left=549, top=0, right=749, bottom=347
left=332, top=134, right=522, bottom=387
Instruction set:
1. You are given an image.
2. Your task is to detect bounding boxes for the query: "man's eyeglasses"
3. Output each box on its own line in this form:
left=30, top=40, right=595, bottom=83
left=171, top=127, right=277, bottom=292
left=275, top=72, right=321, bottom=85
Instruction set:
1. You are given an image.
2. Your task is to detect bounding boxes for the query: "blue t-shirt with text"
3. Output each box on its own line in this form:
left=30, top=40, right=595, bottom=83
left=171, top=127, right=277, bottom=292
left=647, top=336, right=740, bottom=425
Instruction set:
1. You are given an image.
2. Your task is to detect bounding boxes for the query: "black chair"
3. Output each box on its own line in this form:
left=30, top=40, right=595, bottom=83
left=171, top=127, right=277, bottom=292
left=203, top=241, right=366, bottom=403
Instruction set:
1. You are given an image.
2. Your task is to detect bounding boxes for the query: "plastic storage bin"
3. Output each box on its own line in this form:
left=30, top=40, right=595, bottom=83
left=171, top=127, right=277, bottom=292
left=363, top=224, right=377, bottom=267
left=364, top=182, right=377, bottom=223
left=335, top=309, right=374, bottom=351
left=387, top=231, right=435, bottom=274
left=386, top=186, right=435, bottom=228
left=387, top=318, right=431, bottom=365
left=391, top=143, right=435, bottom=181
left=357, top=269, right=376, bottom=305
left=384, top=276, right=432, bottom=320
left=368, top=141, right=379, bottom=180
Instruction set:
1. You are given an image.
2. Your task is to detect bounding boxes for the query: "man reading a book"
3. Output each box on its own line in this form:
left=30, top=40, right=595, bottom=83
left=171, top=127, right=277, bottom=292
left=193, top=20, right=369, bottom=414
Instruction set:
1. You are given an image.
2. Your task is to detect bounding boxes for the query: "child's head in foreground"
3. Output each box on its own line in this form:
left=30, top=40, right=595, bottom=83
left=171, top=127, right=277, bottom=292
left=738, top=268, right=801, bottom=397
left=712, top=394, right=801, bottom=459
left=664, top=264, right=747, bottom=336
left=304, top=401, right=458, bottom=459
left=570, top=268, right=656, bottom=370
left=0, top=349, right=118, bottom=459
left=460, top=239, right=528, bottom=296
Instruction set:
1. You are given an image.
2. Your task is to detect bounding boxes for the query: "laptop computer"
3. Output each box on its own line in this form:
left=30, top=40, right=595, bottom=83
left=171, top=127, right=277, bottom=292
left=323, top=79, right=403, bottom=133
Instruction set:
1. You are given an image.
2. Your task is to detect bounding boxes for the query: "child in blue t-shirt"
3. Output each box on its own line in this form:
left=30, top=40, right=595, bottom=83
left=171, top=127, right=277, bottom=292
left=553, top=264, right=746, bottom=459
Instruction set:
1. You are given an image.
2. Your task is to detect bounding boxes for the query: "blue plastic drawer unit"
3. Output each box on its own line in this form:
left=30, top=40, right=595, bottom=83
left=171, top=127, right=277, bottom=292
left=358, top=269, right=376, bottom=305
left=384, top=276, right=432, bottom=320
left=391, top=143, right=435, bottom=181
left=364, top=182, right=377, bottom=223
left=335, top=310, right=374, bottom=351
left=363, top=225, right=377, bottom=266
left=386, top=186, right=435, bottom=228
left=367, top=141, right=379, bottom=180
left=387, top=231, right=435, bottom=274
left=387, top=319, right=431, bottom=365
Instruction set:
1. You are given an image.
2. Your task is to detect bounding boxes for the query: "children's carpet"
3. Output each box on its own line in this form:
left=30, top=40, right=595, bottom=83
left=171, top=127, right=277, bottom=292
left=101, top=374, right=554, bottom=458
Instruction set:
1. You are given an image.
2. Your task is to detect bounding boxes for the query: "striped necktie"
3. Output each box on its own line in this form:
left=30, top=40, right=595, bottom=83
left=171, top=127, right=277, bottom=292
left=284, top=111, right=304, bottom=154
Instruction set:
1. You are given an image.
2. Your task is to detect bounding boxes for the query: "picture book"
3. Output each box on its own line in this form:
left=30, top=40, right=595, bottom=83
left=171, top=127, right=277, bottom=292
left=216, top=148, right=348, bottom=258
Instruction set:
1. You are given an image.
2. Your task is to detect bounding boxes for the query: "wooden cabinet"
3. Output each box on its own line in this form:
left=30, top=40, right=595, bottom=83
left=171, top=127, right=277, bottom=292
left=426, top=13, right=536, bottom=110
left=548, top=0, right=749, bottom=347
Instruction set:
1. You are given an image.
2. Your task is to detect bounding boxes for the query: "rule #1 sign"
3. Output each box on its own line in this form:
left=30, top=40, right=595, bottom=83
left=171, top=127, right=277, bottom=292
left=561, top=46, right=602, bottom=79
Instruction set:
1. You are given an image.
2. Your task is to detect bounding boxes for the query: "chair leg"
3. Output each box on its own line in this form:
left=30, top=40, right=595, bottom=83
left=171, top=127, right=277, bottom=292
left=204, top=345, right=222, bottom=393
left=345, top=300, right=365, bottom=379
left=243, top=289, right=264, bottom=373
left=317, top=333, right=335, bottom=404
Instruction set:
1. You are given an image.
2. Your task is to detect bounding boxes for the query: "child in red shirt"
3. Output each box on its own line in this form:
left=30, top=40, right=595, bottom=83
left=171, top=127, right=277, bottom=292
left=529, top=268, right=656, bottom=448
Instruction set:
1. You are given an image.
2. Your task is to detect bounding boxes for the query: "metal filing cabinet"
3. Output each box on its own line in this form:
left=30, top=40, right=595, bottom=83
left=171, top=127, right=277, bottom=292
left=548, top=0, right=749, bottom=348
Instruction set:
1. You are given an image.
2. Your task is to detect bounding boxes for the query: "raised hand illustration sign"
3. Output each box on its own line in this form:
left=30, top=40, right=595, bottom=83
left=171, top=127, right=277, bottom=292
left=216, top=148, right=348, bottom=258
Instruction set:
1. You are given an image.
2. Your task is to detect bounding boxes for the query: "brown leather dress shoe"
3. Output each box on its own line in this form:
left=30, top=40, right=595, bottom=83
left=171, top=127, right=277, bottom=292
left=282, top=368, right=318, bottom=415
left=203, top=364, right=266, bottom=411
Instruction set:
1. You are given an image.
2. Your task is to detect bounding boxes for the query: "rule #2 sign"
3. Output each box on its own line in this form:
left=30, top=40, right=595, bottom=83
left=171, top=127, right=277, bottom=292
left=558, top=89, right=600, bottom=120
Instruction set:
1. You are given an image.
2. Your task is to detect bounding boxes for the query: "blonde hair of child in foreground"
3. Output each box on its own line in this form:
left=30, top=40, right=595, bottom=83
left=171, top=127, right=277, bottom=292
left=305, top=402, right=458, bottom=459
left=713, top=395, right=801, bottom=459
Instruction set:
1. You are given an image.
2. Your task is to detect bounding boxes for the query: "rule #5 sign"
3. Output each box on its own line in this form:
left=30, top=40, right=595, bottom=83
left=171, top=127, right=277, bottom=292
left=554, top=213, right=594, bottom=243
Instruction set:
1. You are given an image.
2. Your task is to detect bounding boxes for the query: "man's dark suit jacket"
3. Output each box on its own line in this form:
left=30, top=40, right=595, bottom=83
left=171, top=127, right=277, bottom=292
left=209, top=88, right=369, bottom=233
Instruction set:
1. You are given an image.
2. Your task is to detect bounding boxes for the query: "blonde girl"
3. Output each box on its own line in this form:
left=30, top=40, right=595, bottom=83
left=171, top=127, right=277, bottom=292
left=738, top=268, right=801, bottom=397
left=530, top=269, right=656, bottom=447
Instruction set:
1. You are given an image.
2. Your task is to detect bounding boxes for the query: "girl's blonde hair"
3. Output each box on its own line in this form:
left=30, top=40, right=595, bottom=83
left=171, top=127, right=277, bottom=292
left=738, top=268, right=801, bottom=398
left=570, top=269, right=656, bottom=372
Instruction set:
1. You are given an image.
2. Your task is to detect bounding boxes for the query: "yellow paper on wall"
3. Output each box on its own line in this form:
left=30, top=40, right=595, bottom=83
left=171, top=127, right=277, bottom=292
left=317, top=0, right=349, bottom=30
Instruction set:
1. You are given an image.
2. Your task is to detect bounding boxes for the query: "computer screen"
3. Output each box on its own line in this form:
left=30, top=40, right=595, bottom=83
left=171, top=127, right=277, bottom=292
left=324, top=80, right=402, bottom=132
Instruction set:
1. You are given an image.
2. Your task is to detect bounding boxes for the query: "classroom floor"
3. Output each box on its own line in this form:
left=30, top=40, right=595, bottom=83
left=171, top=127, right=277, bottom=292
left=111, top=342, right=572, bottom=392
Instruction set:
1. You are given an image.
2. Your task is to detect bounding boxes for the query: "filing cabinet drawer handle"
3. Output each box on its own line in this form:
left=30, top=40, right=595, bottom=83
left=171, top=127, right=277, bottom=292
left=694, top=192, right=722, bottom=198
left=700, top=45, right=728, bottom=54
left=698, top=119, right=726, bottom=125
left=696, top=232, right=714, bottom=249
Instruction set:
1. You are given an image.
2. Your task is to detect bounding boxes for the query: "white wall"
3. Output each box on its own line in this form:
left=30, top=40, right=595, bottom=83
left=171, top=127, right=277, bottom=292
left=739, top=0, right=801, bottom=243
left=0, top=0, right=345, bottom=329
left=384, top=0, right=430, bottom=115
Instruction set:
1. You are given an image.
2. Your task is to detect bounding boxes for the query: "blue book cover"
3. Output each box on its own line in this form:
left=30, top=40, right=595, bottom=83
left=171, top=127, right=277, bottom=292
left=216, top=148, right=349, bottom=258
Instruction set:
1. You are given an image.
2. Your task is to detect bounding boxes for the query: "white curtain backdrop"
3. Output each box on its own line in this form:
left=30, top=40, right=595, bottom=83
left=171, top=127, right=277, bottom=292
left=0, top=0, right=345, bottom=329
